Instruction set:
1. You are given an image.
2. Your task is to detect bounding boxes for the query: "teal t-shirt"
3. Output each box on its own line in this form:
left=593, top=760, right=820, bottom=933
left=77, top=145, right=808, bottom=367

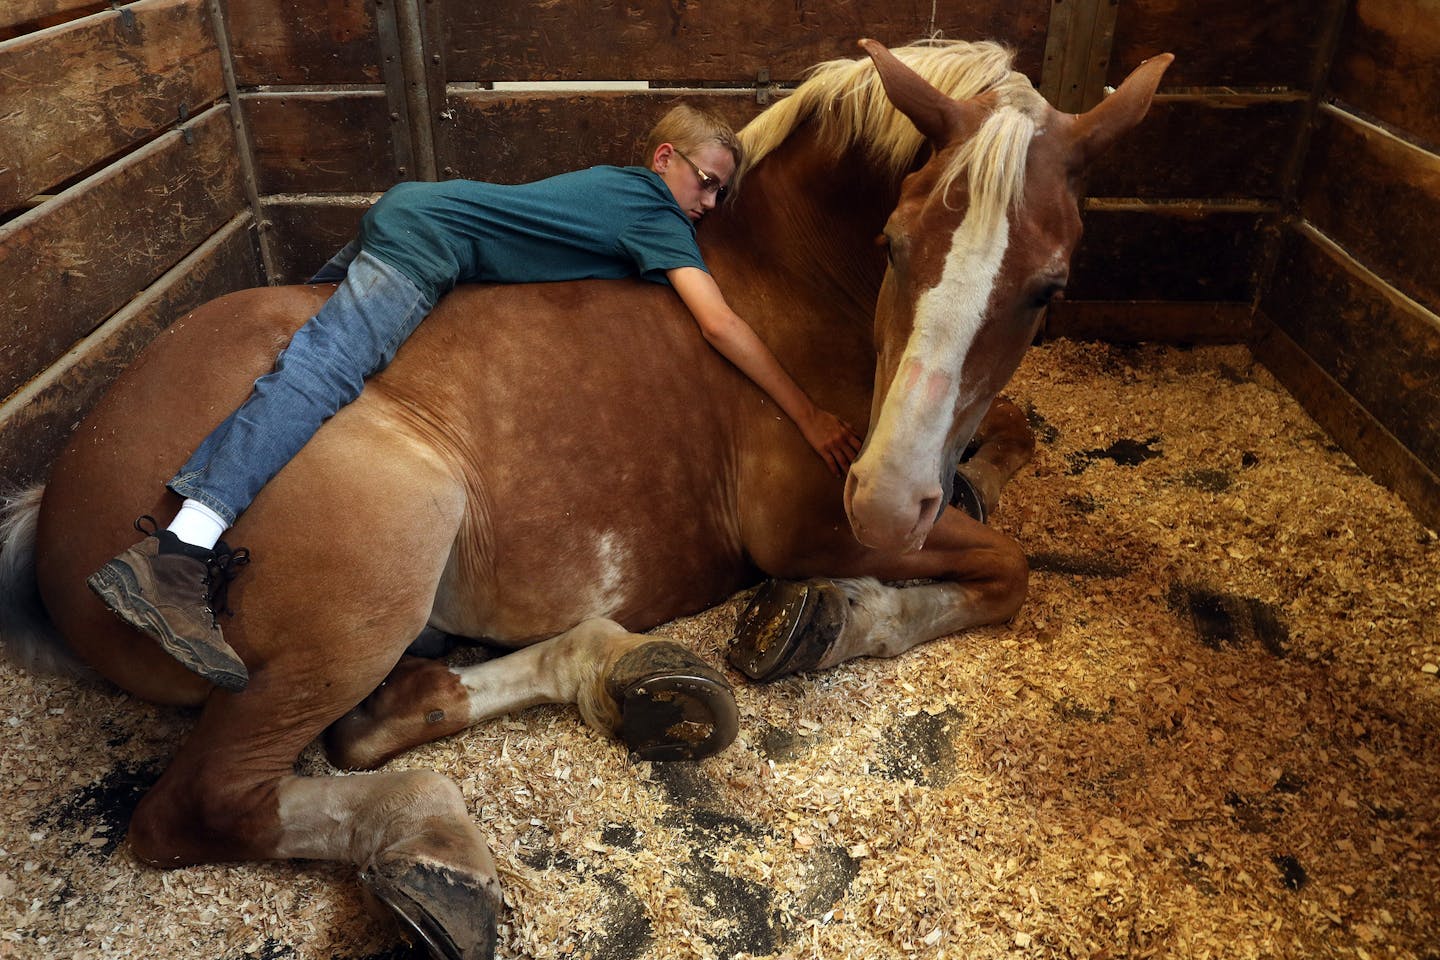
left=357, top=166, right=708, bottom=303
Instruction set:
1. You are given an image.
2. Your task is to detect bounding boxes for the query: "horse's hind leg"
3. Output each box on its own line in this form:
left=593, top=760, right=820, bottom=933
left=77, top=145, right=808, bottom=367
left=326, top=619, right=739, bottom=770
left=954, top=395, right=1035, bottom=520
left=128, top=678, right=502, bottom=960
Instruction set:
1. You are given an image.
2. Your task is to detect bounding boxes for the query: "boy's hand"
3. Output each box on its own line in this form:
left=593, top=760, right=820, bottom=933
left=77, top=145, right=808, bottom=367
left=802, top=409, right=864, bottom=477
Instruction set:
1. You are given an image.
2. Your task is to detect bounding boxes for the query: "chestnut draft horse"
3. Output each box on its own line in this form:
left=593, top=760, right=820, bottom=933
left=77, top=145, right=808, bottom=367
left=0, top=40, right=1170, bottom=959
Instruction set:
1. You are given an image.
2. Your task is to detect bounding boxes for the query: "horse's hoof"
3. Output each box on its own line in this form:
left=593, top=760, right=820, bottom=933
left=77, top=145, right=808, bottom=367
left=360, top=861, right=499, bottom=960
left=949, top=469, right=987, bottom=523
left=605, top=641, right=738, bottom=762
left=728, top=579, right=847, bottom=682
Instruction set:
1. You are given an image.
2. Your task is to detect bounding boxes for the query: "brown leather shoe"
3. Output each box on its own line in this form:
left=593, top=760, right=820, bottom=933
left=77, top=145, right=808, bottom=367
left=87, top=517, right=250, bottom=691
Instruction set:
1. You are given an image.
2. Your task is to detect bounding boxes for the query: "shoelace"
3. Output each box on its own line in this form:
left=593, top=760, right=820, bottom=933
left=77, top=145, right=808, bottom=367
left=202, top=545, right=251, bottom=624
left=129, top=514, right=250, bottom=623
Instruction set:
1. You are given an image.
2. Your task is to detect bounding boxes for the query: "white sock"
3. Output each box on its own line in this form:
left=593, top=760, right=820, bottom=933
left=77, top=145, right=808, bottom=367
left=166, top=499, right=229, bottom=551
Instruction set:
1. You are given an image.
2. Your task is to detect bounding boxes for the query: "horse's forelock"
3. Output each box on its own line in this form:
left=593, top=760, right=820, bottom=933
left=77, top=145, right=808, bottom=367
left=740, top=39, right=1045, bottom=227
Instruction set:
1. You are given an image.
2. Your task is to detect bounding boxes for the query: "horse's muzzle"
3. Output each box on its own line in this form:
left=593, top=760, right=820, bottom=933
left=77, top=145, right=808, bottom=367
left=843, top=463, right=943, bottom=552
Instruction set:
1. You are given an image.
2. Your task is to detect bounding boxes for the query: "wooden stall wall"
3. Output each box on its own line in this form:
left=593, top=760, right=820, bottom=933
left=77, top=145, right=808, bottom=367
left=225, top=0, right=397, bottom=281
left=1045, top=0, right=1343, bottom=343
left=243, top=0, right=1058, bottom=282
left=244, top=0, right=1343, bottom=343
left=1254, top=0, right=1440, bottom=528
left=0, top=0, right=262, bottom=492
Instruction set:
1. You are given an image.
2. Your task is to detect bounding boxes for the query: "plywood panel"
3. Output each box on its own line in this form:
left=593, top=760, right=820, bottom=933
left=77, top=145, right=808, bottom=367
left=1261, top=227, right=1440, bottom=474
left=261, top=198, right=372, bottom=284
left=0, top=106, right=245, bottom=402
left=1045, top=301, right=1252, bottom=344
left=1252, top=313, right=1440, bottom=531
left=221, top=0, right=380, bottom=85
left=0, top=0, right=224, bottom=212
left=437, top=90, right=764, bottom=183
left=1109, top=0, right=1321, bottom=87
left=443, top=0, right=1051, bottom=83
left=1086, top=98, right=1300, bottom=200
left=1329, top=0, right=1440, bottom=149
left=0, top=218, right=260, bottom=491
left=244, top=92, right=399, bottom=193
left=1, top=0, right=99, bottom=32
left=1300, top=109, right=1440, bottom=316
left=1068, top=208, right=1265, bottom=302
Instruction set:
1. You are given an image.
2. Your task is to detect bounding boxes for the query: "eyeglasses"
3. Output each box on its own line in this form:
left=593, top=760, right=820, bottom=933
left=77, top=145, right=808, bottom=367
left=673, top=149, right=729, bottom=202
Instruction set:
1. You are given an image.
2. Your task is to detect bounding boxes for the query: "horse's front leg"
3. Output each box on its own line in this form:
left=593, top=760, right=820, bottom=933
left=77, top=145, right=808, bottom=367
left=953, top=395, right=1036, bottom=522
left=326, top=619, right=739, bottom=770
left=731, top=510, right=1027, bottom=681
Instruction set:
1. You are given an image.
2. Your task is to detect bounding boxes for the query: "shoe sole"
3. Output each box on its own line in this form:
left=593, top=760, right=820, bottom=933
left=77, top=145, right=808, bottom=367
left=87, top=561, right=249, bottom=692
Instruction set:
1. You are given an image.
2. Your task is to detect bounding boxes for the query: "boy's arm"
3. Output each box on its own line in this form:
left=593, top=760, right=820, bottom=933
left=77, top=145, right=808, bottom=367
left=668, top=266, right=863, bottom=477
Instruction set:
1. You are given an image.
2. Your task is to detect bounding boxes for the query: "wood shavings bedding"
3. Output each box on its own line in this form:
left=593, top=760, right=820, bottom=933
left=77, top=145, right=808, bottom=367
left=1, top=342, right=1435, bottom=959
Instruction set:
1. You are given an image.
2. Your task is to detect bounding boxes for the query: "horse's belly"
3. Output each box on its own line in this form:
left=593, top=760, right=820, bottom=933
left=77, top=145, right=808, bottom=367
left=374, top=277, right=757, bottom=645
left=430, top=492, right=751, bottom=644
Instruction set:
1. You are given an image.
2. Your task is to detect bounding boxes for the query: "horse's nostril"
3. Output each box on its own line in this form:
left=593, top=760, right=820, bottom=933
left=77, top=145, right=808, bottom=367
left=917, top=488, right=944, bottom=527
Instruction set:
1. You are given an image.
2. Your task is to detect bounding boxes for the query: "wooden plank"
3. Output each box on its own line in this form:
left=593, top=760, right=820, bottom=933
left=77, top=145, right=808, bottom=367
left=261, top=196, right=373, bottom=284
left=1068, top=207, right=1268, bottom=302
left=224, top=0, right=380, bottom=85
left=0, top=0, right=224, bottom=213
left=1300, top=108, right=1440, bottom=316
left=1044, top=301, right=1253, bottom=344
left=1086, top=97, right=1302, bottom=200
left=0, top=106, right=245, bottom=402
left=1109, top=0, right=1321, bottom=88
left=442, top=0, right=1052, bottom=84
left=0, top=216, right=260, bottom=491
left=438, top=90, right=766, bottom=183
left=1252, top=313, right=1440, bottom=531
left=0, top=0, right=101, bottom=32
left=1260, top=226, right=1440, bottom=475
left=1329, top=0, right=1440, bottom=150
left=1052, top=0, right=1120, bottom=112
left=243, top=92, right=400, bottom=193
left=1038, top=0, right=1076, bottom=106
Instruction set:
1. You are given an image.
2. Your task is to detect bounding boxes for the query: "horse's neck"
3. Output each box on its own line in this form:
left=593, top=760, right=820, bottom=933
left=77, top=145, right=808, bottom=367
left=706, top=133, right=898, bottom=326
left=696, top=132, right=901, bottom=421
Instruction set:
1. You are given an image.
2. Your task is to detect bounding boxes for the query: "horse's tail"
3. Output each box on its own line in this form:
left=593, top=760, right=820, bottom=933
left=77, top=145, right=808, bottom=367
left=0, top=486, right=88, bottom=677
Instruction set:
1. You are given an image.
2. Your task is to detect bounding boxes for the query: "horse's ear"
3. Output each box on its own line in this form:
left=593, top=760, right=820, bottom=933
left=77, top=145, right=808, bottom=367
left=1068, top=53, right=1174, bottom=169
left=859, top=38, right=980, bottom=145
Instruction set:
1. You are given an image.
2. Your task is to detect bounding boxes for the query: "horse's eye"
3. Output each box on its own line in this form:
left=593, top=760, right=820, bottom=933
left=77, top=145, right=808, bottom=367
left=875, top=232, right=895, bottom=264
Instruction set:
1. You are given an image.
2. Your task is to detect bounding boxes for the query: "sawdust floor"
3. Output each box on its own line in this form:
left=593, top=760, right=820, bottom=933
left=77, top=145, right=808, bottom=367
left=2, top=341, right=1437, bottom=960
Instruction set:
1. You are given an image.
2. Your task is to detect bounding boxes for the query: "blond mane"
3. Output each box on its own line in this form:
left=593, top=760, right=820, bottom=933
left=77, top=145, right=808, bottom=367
left=739, top=40, right=1047, bottom=233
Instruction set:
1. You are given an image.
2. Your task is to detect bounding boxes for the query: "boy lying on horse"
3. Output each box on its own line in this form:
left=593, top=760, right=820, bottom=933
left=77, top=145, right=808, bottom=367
left=88, top=104, right=863, bottom=691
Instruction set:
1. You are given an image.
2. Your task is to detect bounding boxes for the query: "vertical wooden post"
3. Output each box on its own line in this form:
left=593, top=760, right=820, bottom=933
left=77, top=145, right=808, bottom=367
left=204, top=0, right=279, bottom=283
left=1249, top=0, right=1351, bottom=311
left=373, top=0, right=418, bottom=181
left=375, top=0, right=439, bottom=182
left=1039, top=0, right=1120, bottom=113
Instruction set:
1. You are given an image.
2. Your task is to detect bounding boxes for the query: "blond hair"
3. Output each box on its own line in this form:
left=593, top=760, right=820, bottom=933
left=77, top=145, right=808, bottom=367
left=740, top=40, right=1045, bottom=234
left=644, top=103, right=746, bottom=181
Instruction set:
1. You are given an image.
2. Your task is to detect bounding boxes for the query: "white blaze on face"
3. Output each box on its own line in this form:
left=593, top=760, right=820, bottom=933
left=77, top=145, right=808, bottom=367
left=867, top=209, right=1011, bottom=492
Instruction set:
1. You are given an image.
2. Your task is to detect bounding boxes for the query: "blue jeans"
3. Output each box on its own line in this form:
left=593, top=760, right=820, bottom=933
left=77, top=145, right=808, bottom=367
left=168, top=247, right=434, bottom=525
